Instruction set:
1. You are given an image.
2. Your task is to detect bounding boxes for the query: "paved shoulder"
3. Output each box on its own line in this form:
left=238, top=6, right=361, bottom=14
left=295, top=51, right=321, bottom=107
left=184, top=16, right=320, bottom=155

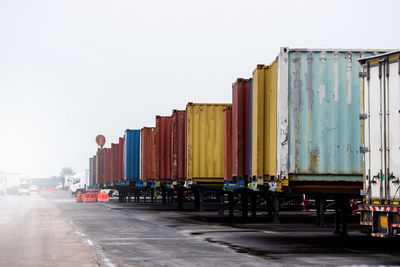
left=0, top=195, right=99, bottom=267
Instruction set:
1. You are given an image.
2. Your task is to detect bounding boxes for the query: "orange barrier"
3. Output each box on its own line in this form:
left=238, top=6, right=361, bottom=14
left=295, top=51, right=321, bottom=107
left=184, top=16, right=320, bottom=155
left=97, top=193, right=109, bottom=202
left=83, top=193, right=98, bottom=202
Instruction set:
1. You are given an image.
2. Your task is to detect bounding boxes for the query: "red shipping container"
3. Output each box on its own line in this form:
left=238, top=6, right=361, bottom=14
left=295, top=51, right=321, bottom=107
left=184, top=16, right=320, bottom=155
left=111, top=143, right=118, bottom=182
left=96, top=149, right=104, bottom=185
left=232, top=78, right=250, bottom=180
left=141, top=127, right=157, bottom=182
left=156, top=116, right=172, bottom=183
left=224, top=107, right=232, bottom=181
left=118, top=137, right=125, bottom=181
left=171, top=110, right=186, bottom=183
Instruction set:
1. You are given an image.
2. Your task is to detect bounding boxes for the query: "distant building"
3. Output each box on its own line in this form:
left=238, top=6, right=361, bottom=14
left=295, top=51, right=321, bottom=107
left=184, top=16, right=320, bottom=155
left=29, top=177, right=64, bottom=188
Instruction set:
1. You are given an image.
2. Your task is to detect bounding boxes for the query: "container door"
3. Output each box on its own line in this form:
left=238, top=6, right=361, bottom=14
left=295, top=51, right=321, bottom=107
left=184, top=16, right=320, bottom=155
left=387, top=56, right=400, bottom=201
left=364, top=61, right=384, bottom=200
left=364, top=55, right=400, bottom=201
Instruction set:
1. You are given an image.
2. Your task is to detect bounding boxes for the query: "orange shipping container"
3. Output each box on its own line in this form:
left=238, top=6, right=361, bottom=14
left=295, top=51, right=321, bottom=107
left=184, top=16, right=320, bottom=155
left=141, top=127, right=157, bottom=182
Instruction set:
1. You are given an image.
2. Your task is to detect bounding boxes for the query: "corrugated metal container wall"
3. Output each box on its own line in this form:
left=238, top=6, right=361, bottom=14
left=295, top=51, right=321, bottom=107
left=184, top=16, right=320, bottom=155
left=186, top=103, right=231, bottom=185
left=251, top=63, right=278, bottom=180
left=118, top=137, right=124, bottom=181
left=223, top=107, right=232, bottom=181
left=141, top=127, right=157, bottom=182
left=111, top=143, right=118, bottom=182
left=124, top=130, right=141, bottom=182
left=89, top=157, right=96, bottom=186
left=248, top=79, right=253, bottom=178
left=171, top=110, right=186, bottom=183
left=265, top=60, right=278, bottom=179
left=156, top=116, right=172, bottom=183
left=103, top=148, right=111, bottom=184
left=92, top=156, right=97, bottom=186
left=275, top=48, right=383, bottom=193
left=95, top=149, right=104, bottom=185
left=251, top=65, right=266, bottom=179
left=232, top=78, right=250, bottom=180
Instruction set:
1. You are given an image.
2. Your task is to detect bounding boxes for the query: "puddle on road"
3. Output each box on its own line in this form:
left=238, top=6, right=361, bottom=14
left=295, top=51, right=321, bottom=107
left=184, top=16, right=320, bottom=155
left=204, top=237, right=281, bottom=260
left=188, top=230, right=281, bottom=260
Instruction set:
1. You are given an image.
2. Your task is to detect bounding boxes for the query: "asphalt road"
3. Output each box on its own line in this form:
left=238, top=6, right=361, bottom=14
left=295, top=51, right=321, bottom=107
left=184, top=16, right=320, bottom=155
left=0, top=193, right=98, bottom=266
left=1, top=191, right=400, bottom=266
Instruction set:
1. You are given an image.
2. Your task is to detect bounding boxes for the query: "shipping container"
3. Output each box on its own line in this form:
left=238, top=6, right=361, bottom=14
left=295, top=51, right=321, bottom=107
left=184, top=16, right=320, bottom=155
left=95, top=149, right=104, bottom=185
left=251, top=63, right=277, bottom=180
left=186, top=103, right=231, bottom=186
left=248, top=79, right=253, bottom=178
left=232, top=78, right=250, bottom=180
left=358, top=51, right=400, bottom=237
left=89, top=156, right=96, bottom=186
left=124, top=130, right=141, bottom=182
left=103, top=148, right=111, bottom=184
left=141, top=127, right=157, bottom=183
left=118, top=137, right=124, bottom=181
left=224, top=107, right=232, bottom=181
left=111, top=143, right=118, bottom=182
left=252, top=47, right=388, bottom=194
left=156, top=116, right=172, bottom=183
left=171, top=110, right=187, bottom=183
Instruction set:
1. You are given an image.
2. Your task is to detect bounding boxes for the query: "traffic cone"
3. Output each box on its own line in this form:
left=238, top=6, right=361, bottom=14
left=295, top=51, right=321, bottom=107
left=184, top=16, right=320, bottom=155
left=76, top=192, right=83, bottom=203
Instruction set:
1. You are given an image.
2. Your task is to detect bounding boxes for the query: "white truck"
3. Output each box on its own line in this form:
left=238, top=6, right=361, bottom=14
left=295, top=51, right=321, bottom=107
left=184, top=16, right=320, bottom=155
left=69, top=170, right=89, bottom=197
left=359, top=51, right=400, bottom=237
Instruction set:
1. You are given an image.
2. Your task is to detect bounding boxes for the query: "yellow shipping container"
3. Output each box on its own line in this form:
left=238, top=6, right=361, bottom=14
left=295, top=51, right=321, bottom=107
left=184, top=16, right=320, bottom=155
left=186, top=103, right=231, bottom=185
left=251, top=61, right=278, bottom=180
left=265, top=60, right=278, bottom=179
left=251, top=65, right=266, bottom=179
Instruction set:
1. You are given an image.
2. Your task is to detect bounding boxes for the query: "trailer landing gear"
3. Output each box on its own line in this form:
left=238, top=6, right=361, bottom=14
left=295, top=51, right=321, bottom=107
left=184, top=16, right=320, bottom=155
left=334, top=195, right=348, bottom=236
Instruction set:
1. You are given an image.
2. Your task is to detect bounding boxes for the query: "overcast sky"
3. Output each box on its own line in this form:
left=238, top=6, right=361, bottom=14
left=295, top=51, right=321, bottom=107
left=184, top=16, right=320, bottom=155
left=0, top=0, right=398, bottom=178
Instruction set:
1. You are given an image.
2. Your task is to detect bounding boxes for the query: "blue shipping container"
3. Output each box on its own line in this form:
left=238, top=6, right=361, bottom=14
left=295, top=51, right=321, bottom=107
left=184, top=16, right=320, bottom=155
left=124, top=129, right=141, bottom=181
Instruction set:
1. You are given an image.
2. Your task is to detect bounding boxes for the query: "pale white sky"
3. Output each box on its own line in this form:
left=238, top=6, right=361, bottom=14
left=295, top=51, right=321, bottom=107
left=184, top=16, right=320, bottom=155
left=0, top=0, right=398, bottom=177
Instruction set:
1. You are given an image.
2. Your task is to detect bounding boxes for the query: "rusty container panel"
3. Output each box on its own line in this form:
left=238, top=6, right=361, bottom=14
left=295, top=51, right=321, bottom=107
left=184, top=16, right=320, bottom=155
left=232, top=78, right=250, bottom=180
left=248, top=79, right=253, bottom=178
left=172, top=110, right=187, bottom=183
left=141, top=127, right=157, bottom=182
left=224, top=107, right=232, bottom=181
left=156, top=116, right=172, bottom=183
left=274, top=48, right=387, bottom=193
left=124, top=130, right=141, bottom=182
left=118, top=137, right=124, bottom=181
left=95, top=149, right=104, bottom=185
left=111, top=143, right=118, bottom=182
left=186, top=103, right=231, bottom=185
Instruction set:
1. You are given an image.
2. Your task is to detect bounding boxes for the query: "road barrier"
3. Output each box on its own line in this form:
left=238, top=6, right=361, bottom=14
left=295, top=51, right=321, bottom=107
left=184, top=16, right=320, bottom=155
left=83, top=193, right=98, bottom=202
left=98, top=193, right=109, bottom=202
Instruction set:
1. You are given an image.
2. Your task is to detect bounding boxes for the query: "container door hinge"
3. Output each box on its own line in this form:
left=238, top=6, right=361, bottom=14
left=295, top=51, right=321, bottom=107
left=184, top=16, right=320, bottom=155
left=359, top=113, right=368, bottom=120
left=359, top=71, right=368, bottom=78
left=360, top=146, right=370, bottom=153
